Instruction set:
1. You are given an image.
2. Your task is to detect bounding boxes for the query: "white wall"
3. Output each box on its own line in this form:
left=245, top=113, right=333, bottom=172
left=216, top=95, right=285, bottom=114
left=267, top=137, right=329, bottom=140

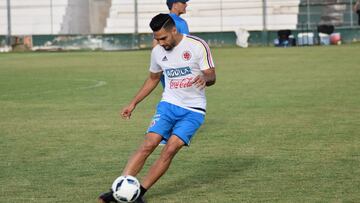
left=0, top=0, right=68, bottom=35
left=105, top=0, right=301, bottom=34
left=0, top=0, right=301, bottom=35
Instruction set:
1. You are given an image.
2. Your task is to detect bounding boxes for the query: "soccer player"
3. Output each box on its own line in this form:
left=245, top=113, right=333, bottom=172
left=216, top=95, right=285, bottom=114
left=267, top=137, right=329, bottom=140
left=98, top=13, right=216, bottom=203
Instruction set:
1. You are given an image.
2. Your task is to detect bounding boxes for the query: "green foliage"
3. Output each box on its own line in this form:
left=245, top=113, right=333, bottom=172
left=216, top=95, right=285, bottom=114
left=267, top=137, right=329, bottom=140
left=0, top=46, right=359, bottom=202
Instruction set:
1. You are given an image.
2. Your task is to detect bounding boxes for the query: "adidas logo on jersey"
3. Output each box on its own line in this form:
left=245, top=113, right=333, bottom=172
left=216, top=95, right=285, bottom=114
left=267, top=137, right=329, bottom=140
left=162, top=56, right=168, bottom=61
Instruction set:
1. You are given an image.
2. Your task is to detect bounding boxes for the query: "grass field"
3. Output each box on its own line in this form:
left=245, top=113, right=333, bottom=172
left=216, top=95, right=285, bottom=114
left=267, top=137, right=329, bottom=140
left=0, top=45, right=359, bottom=203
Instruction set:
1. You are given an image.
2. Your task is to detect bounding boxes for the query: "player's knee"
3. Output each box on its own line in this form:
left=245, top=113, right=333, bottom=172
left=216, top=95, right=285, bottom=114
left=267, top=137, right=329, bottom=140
left=162, top=144, right=180, bottom=159
left=139, top=140, right=158, bottom=155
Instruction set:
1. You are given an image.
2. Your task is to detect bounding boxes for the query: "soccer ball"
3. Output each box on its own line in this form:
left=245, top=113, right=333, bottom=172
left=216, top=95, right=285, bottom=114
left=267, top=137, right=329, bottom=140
left=111, top=175, right=141, bottom=202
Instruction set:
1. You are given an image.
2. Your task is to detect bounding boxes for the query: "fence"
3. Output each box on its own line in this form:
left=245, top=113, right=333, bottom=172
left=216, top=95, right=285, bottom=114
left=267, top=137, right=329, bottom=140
left=0, top=0, right=359, bottom=49
left=298, top=0, right=359, bottom=29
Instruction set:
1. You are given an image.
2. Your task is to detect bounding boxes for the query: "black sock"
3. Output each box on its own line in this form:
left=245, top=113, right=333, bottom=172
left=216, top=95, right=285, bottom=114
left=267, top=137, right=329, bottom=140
left=139, top=185, right=147, bottom=197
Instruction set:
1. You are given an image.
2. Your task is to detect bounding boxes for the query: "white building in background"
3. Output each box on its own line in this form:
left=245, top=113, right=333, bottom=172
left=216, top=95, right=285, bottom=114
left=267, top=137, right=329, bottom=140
left=0, top=0, right=68, bottom=35
left=0, top=0, right=111, bottom=35
left=0, top=0, right=301, bottom=35
left=106, top=0, right=301, bottom=33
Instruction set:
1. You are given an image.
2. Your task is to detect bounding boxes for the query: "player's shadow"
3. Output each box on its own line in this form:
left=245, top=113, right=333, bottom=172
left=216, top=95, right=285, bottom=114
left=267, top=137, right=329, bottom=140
left=147, top=156, right=255, bottom=199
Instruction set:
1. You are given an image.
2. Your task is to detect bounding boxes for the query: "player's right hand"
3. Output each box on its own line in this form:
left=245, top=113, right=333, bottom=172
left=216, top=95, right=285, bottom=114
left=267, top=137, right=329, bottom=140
left=120, top=104, right=135, bottom=120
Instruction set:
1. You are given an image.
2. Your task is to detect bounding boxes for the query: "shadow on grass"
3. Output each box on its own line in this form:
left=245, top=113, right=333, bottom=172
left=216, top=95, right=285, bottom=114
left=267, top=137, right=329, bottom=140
left=148, top=156, right=255, bottom=199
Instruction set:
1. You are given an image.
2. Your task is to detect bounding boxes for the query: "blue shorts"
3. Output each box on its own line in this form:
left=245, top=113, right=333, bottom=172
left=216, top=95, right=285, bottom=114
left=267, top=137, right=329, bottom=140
left=147, top=101, right=205, bottom=146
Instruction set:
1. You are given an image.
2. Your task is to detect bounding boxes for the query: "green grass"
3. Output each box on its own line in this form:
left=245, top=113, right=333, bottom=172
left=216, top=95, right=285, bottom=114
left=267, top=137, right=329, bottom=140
left=0, top=45, right=359, bottom=203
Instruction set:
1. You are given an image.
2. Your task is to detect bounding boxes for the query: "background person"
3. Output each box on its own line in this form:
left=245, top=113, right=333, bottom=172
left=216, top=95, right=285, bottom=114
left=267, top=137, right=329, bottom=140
left=153, top=0, right=190, bottom=48
left=354, top=0, right=360, bottom=25
left=158, top=0, right=190, bottom=145
left=167, top=0, right=190, bottom=34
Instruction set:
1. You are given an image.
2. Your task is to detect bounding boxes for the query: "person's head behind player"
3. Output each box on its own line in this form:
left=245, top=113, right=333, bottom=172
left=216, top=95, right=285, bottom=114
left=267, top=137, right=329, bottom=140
left=150, top=13, right=180, bottom=51
left=166, top=0, right=188, bottom=15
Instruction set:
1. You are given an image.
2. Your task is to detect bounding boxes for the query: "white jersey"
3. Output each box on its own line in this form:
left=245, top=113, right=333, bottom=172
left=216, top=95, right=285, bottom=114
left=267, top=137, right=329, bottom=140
left=149, top=34, right=215, bottom=114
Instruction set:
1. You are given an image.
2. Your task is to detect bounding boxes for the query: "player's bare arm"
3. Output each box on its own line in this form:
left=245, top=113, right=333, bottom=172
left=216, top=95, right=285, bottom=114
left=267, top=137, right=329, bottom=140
left=121, top=72, right=162, bottom=119
left=192, top=68, right=216, bottom=89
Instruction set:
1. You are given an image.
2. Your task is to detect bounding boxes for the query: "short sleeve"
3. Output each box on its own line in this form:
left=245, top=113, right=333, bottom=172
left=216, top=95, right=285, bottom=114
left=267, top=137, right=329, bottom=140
left=149, top=48, right=162, bottom=73
left=196, top=38, right=215, bottom=70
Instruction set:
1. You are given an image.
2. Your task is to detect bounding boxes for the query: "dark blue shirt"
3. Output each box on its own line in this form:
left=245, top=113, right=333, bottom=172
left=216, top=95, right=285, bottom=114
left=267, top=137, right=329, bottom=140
left=169, top=13, right=190, bottom=34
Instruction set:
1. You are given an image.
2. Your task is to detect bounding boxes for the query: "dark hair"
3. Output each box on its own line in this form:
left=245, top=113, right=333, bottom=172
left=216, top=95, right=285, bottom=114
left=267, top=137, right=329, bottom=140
left=166, top=2, right=172, bottom=10
left=149, top=13, right=175, bottom=32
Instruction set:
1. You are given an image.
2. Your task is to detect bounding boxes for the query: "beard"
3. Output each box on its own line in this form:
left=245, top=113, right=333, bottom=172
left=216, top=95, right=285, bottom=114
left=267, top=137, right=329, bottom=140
left=164, top=45, right=173, bottom=51
left=163, top=40, right=177, bottom=51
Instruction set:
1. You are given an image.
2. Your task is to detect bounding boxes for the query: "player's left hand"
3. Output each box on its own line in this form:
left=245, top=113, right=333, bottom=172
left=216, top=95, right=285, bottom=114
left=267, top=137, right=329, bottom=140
left=192, top=75, right=207, bottom=90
